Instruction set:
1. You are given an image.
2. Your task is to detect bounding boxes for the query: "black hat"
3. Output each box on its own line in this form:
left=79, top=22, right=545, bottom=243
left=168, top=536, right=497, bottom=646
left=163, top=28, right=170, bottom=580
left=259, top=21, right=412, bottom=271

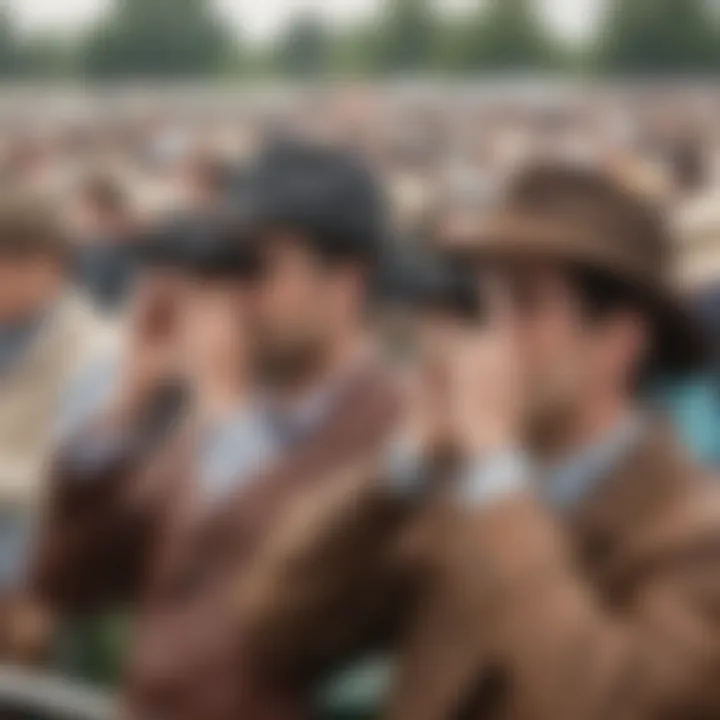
left=236, top=139, right=389, bottom=266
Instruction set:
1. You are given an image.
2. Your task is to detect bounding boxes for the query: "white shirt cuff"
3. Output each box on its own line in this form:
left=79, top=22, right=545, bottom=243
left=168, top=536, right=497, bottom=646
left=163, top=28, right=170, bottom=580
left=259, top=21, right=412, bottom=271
left=457, top=450, right=530, bottom=507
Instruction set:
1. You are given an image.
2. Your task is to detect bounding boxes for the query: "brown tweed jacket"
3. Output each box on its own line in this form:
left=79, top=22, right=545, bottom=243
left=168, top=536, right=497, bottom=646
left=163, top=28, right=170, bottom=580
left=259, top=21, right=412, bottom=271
left=32, top=363, right=401, bottom=720
left=240, top=424, right=720, bottom=720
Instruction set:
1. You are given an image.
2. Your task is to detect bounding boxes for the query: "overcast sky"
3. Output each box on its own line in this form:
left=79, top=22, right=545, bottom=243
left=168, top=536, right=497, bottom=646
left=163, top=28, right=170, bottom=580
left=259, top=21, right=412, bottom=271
left=9, top=0, right=605, bottom=42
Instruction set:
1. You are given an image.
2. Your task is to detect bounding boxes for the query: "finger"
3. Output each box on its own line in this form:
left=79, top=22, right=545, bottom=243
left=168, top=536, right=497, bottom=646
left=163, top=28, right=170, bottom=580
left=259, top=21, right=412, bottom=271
left=480, top=272, right=517, bottom=331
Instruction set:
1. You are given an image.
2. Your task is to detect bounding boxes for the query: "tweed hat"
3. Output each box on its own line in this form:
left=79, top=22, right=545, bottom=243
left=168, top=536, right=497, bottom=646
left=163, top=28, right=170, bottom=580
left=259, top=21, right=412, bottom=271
left=441, top=163, right=706, bottom=375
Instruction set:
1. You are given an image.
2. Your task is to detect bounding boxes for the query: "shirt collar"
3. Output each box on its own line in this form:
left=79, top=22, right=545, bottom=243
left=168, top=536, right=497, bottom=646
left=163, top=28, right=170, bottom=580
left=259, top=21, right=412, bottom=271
left=260, top=351, right=373, bottom=449
left=544, top=414, right=645, bottom=510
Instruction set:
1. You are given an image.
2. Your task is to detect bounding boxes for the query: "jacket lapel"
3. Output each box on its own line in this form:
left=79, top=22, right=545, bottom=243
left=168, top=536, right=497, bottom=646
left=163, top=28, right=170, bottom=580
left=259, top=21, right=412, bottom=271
left=566, top=422, right=696, bottom=588
left=170, top=364, right=401, bottom=587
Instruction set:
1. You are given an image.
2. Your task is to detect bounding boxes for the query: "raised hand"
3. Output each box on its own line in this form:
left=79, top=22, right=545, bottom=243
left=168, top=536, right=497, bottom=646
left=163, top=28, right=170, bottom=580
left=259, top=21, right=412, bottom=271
left=444, top=278, right=525, bottom=458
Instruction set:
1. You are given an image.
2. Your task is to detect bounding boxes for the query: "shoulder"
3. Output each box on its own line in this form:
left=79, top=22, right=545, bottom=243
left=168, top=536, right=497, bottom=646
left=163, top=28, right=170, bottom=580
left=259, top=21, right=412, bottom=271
left=59, top=294, right=121, bottom=366
left=618, top=466, right=720, bottom=586
left=54, top=352, right=120, bottom=446
left=576, top=422, right=720, bottom=589
left=52, top=293, right=123, bottom=441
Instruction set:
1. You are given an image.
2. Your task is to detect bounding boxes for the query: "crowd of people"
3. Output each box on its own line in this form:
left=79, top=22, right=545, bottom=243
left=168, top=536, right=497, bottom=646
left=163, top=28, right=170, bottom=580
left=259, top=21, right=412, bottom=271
left=0, top=83, right=718, bottom=719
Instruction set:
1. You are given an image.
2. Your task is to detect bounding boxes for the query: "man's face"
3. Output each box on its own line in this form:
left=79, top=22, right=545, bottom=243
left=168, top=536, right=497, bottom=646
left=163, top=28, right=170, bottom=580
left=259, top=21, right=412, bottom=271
left=0, top=253, right=64, bottom=324
left=498, top=262, right=648, bottom=450
left=499, top=263, right=596, bottom=447
left=245, top=232, right=361, bottom=387
left=177, top=276, right=249, bottom=382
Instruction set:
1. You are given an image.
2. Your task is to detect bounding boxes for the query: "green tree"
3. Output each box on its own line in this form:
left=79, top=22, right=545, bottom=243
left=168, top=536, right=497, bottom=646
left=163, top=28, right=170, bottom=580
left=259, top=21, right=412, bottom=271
left=594, top=0, right=720, bottom=74
left=445, top=0, right=558, bottom=72
left=19, top=33, right=77, bottom=78
left=82, top=0, right=233, bottom=78
left=272, top=11, right=332, bottom=78
left=372, top=0, right=439, bottom=74
left=0, top=1, right=20, bottom=76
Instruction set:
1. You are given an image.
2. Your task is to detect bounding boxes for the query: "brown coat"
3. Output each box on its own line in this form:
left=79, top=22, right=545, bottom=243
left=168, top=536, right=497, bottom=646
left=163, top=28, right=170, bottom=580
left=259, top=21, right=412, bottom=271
left=32, top=363, right=400, bottom=720
left=240, top=424, right=720, bottom=720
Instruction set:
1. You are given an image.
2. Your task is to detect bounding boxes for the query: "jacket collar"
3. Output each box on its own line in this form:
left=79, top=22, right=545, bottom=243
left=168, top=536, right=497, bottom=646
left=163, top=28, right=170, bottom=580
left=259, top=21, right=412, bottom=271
left=566, top=419, right=697, bottom=573
left=544, top=414, right=645, bottom=511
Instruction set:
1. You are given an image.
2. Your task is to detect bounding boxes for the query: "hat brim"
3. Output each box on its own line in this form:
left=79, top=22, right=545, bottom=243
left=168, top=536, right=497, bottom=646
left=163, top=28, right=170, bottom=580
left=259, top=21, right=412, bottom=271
left=442, top=219, right=708, bottom=377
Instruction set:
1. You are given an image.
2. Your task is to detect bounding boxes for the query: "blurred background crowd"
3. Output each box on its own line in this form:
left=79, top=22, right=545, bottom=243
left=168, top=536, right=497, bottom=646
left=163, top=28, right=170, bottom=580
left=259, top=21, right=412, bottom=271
left=0, top=0, right=717, bottom=719
left=0, top=81, right=715, bottom=716
left=3, top=80, right=719, bottom=453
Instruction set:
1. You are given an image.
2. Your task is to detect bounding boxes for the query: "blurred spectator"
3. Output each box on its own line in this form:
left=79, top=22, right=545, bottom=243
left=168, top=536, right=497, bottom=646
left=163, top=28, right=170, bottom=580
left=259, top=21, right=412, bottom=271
left=0, top=189, right=116, bottom=664
left=73, top=173, right=139, bottom=314
left=178, top=153, right=236, bottom=214
left=657, top=136, right=720, bottom=465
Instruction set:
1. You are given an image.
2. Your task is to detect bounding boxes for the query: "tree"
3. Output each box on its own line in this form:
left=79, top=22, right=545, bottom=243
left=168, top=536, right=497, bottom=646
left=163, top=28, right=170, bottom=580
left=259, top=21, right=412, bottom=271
left=372, top=0, right=440, bottom=74
left=18, top=33, right=77, bottom=78
left=0, top=1, right=20, bottom=76
left=82, top=0, right=233, bottom=79
left=272, top=11, right=332, bottom=78
left=445, top=0, right=559, bottom=72
left=329, top=22, right=377, bottom=76
left=594, top=0, right=720, bottom=74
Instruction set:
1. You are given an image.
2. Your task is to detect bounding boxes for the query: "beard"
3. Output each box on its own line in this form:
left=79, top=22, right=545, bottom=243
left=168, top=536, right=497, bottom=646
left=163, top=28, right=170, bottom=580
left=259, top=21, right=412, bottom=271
left=524, top=390, right=582, bottom=461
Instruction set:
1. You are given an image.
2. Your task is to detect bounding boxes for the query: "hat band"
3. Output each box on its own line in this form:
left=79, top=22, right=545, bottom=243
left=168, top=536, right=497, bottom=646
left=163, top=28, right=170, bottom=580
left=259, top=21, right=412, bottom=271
left=443, top=210, right=670, bottom=290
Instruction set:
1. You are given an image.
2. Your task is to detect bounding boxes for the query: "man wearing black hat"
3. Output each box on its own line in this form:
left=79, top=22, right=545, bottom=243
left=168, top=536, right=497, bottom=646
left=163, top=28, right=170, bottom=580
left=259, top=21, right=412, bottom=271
left=34, top=141, right=402, bottom=720
left=235, top=139, right=387, bottom=385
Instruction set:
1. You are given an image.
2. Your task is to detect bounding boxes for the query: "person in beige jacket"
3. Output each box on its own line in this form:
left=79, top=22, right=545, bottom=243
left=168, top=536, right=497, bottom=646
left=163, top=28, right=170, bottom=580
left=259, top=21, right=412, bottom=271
left=0, top=190, right=117, bottom=663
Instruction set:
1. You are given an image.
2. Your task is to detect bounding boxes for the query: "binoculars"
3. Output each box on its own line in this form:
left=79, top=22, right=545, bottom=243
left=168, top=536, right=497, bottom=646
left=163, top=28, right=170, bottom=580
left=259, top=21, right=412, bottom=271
left=376, top=245, right=483, bottom=323
left=135, top=213, right=261, bottom=280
